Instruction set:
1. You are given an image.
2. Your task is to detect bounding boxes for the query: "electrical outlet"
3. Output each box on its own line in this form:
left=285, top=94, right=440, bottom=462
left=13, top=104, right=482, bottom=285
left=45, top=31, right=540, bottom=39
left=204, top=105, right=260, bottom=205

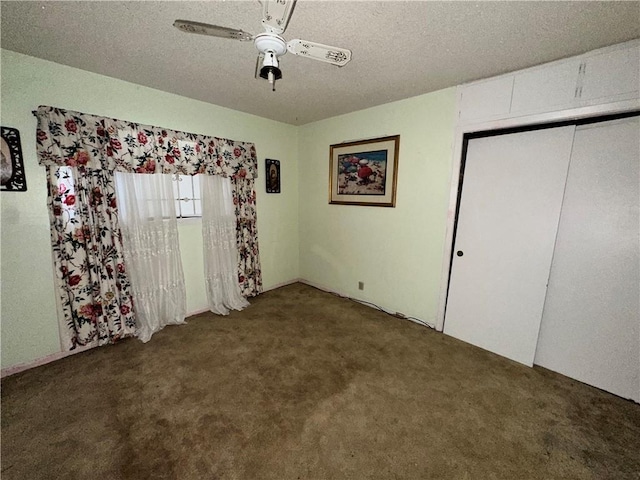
left=358, top=281, right=364, bottom=290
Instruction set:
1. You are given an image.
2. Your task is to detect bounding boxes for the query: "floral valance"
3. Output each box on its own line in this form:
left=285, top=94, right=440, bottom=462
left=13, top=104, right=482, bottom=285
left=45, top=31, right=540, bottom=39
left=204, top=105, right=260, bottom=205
left=35, top=106, right=257, bottom=179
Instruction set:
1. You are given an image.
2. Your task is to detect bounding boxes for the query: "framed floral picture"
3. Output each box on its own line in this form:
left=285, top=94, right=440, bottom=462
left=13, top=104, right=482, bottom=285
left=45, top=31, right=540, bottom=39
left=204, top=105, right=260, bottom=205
left=266, top=159, right=280, bottom=193
left=329, top=135, right=399, bottom=207
left=1, top=127, right=27, bottom=192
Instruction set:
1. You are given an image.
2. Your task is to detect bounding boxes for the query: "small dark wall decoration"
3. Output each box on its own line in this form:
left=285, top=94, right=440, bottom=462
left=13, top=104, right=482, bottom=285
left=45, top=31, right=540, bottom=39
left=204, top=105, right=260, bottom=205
left=266, top=159, right=281, bottom=193
left=1, top=127, right=27, bottom=192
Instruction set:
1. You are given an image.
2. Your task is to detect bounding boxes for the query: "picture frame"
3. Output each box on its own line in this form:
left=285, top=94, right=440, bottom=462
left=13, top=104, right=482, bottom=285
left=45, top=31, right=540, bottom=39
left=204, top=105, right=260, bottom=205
left=329, top=135, right=399, bottom=207
left=266, top=158, right=281, bottom=193
left=1, top=126, right=27, bottom=192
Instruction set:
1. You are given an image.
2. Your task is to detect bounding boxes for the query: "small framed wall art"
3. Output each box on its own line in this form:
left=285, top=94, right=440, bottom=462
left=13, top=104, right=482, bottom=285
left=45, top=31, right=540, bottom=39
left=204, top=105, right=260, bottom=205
left=1, top=126, right=27, bottom=192
left=266, top=159, right=281, bottom=193
left=329, top=135, right=399, bottom=207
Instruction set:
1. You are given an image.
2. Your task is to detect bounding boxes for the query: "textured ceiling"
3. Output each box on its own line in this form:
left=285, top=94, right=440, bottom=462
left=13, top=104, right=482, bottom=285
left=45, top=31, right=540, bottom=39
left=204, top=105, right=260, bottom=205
left=2, top=1, right=639, bottom=125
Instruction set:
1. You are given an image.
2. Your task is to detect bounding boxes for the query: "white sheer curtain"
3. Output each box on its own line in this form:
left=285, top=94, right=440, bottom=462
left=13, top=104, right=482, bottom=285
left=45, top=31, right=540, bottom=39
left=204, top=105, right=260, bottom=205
left=114, top=172, right=187, bottom=342
left=201, top=174, right=249, bottom=314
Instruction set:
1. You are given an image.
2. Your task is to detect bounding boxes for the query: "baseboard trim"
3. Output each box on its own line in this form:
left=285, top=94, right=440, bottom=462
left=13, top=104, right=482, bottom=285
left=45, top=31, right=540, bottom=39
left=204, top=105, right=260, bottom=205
left=1, top=343, right=95, bottom=378
left=1, top=306, right=224, bottom=378
left=297, top=279, right=437, bottom=330
left=262, top=278, right=303, bottom=292
left=297, top=278, right=344, bottom=295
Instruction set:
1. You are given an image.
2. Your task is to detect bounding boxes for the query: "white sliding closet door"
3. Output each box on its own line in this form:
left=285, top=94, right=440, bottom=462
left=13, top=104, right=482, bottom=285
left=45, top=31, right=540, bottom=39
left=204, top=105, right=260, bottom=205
left=535, top=117, right=640, bottom=402
left=444, top=126, right=575, bottom=366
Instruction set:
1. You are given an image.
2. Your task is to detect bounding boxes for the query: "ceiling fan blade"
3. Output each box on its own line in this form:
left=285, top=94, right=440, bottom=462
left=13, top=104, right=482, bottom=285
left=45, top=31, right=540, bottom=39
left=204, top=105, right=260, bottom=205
left=173, top=20, right=254, bottom=41
left=261, top=0, right=296, bottom=34
left=287, top=39, right=352, bottom=67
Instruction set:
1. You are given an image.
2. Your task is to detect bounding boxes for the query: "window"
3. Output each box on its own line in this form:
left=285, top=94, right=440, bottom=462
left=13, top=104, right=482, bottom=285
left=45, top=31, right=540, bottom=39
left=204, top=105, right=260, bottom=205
left=64, top=166, right=200, bottom=220
left=172, top=174, right=201, bottom=218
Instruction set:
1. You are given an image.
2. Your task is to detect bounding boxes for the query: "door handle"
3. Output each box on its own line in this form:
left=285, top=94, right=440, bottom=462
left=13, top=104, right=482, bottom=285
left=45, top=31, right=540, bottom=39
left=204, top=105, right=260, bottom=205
left=456, top=250, right=464, bottom=257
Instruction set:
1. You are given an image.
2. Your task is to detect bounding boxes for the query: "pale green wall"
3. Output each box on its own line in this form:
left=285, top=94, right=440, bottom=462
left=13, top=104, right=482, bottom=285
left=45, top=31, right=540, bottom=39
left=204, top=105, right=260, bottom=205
left=1, top=49, right=458, bottom=372
left=1, top=50, right=299, bottom=369
left=298, top=90, right=457, bottom=326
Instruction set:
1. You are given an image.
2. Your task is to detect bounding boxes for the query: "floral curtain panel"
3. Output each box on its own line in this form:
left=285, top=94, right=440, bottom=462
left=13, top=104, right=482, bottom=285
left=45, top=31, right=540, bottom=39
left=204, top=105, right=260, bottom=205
left=47, top=166, right=137, bottom=349
left=36, top=106, right=262, bottom=349
left=231, top=177, right=262, bottom=297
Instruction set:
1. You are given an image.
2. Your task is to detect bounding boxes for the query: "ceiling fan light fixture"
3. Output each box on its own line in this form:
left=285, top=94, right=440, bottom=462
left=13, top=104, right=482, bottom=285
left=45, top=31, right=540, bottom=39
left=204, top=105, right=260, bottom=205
left=254, top=34, right=286, bottom=91
left=259, top=53, right=282, bottom=91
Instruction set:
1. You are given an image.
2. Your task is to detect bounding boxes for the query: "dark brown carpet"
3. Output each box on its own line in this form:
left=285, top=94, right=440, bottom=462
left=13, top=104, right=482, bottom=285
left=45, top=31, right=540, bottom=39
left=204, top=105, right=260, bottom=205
left=2, top=283, right=639, bottom=479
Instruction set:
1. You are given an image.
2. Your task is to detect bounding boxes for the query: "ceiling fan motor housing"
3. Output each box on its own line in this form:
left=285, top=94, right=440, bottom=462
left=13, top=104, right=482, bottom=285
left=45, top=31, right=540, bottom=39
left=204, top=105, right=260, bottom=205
left=254, top=33, right=287, bottom=57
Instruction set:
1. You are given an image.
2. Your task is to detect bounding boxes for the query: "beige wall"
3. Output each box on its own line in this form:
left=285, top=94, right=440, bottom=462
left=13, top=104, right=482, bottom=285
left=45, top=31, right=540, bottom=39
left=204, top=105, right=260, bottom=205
left=298, top=90, right=457, bottom=325
left=1, top=50, right=299, bottom=369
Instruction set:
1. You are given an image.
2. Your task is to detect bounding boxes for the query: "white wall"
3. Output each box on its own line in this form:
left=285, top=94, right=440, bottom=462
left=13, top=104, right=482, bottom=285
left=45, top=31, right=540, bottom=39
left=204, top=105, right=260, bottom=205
left=1, top=50, right=299, bottom=370
left=298, top=89, right=457, bottom=325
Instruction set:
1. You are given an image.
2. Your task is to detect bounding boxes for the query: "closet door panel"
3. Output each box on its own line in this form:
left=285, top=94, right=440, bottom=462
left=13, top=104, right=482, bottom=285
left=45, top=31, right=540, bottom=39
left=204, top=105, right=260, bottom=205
left=535, top=117, right=640, bottom=402
left=443, top=126, right=575, bottom=366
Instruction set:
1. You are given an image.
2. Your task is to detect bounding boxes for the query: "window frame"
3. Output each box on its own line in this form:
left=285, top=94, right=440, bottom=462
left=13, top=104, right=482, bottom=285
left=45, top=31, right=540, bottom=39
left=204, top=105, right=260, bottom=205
left=173, top=174, right=202, bottom=219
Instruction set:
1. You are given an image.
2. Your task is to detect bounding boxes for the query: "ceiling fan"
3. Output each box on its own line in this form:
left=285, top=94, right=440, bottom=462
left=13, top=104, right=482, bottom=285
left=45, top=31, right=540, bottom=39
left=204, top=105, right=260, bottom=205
left=173, top=0, right=352, bottom=91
